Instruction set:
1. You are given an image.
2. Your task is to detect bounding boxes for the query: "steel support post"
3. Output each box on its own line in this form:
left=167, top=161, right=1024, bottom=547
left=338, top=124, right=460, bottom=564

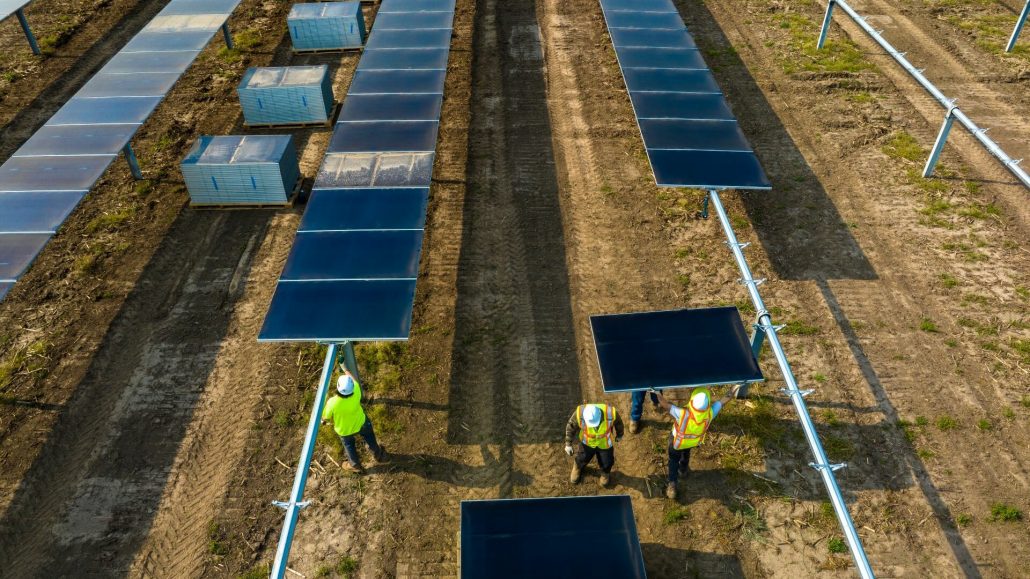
left=271, top=343, right=340, bottom=579
left=922, top=108, right=955, bottom=178
left=698, top=192, right=710, bottom=219
left=123, top=143, right=143, bottom=180
left=221, top=22, right=235, bottom=50
left=817, top=0, right=837, bottom=49
left=739, top=325, right=767, bottom=399
left=709, top=190, right=875, bottom=579
left=1006, top=0, right=1029, bottom=53
left=16, top=9, right=41, bottom=56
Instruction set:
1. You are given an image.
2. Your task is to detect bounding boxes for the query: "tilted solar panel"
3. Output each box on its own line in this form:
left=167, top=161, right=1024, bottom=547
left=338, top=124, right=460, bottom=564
left=340, top=94, right=444, bottom=121
left=298, top=188, right=430, bottom=231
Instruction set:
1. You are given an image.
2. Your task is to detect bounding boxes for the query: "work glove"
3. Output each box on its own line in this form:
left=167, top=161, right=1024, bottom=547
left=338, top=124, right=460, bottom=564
left=564, top=444, right=574, bottom=456
left=615, top=436, right=623, bottom=443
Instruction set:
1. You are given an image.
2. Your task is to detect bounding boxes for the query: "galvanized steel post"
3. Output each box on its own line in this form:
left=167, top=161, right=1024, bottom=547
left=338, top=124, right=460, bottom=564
left=123, top=143, right=143, bottom=180
left=709, top=190, right=875, bottom=578
left=222, top=22, right=235, bottom=50
left=15, top=8, right=40, bottom=56
left=817, top=0, right=837, bottom=50
left=923, top=108, right=956, bottom=178
left=1007, top=0, right=1029, bottom=52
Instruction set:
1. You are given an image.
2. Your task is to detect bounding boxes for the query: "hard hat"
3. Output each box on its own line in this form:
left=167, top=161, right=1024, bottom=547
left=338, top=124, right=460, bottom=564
left=691, top=391, right=710, bottom=412
left=337, top=375, right=355, bottom=396
left=583, top=404, right=603, bottom=428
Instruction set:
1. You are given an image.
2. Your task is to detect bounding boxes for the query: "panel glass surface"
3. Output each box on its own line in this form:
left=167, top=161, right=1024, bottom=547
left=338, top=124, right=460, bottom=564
left=357, top=49, right=449, bottom=71
left=281, top=230, right=423, bottom=280
left=258, top=279, right=417, bottom=341
left=365, top=29, right=452, bottom=49
left=630, top=92, right=734, bottom=120
left=639, top=119, right=751, bottom=151
left=0, top=281, right=11, bottom=301
left=378, top=0, right=455, bottom=13
left=328, top=121, right=439, bottom=153
left=615, top=47, right=706, bottom=69
left=314, top=153, right=435, bottom=189
left=122, top=30, right=215, bottom=52
left=78, top=73, right=182, bottom=98
left=609, top=28, right=695, bottom=49
left=348, top=70, right=446, bottom=94
left=604, top=11, right=685, bottom=29
left=145, top=13, right=226, bottom=32
left=623, top=68, right=719, bottom=93
left=46, top=96, right=162, bottom=125
left=600, top=0, right=675, bottom=11
left=1, top=0, right=31, bottom=21
left=14, top=124, right=138, bottom=157
left=340, top=94, right=443, bottom=121
left=0, top=233, right=51, bottom=280
left=100, top=51, right=198, bottom=74
left=0, top=191, right=87, bottom=233
left=648, top=149, right=771, bottom=189
left=0, top=156, right=115, bottom=192
left=372, top=11, right=453, bottom=29
left=590, top=306, right=764, bottom=392
left=158, top=0, right=239, bottom=16
left=299, top=188, right=429, bottom=231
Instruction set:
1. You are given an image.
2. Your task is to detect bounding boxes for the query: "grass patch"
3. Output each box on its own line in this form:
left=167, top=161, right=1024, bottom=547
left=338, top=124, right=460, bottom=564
left=828, top=536, right=848, bottom=554
left=781, top=319, right=819, bottom=336
left=732, top=501, right=767, bottom=541
left=273, top=408, right=294, bottom=428
left=85, top=206, right=136, bottom=234
left=897, top=419, right=918, bottom=443
left=939, top=272, right=959, bottom=288
left=958, top=203, right=1001, bottom=220
left=956, top=513, right=972, bottom=527
left=367, top=403, right=404, bottom=433
left=239, top=563, right=270, bottom=579
left=1022, top=395, right=1030, bottom=409
left=976, top=419, right=992, bottom=431
left=813, top=373, right=827, bottom=382
left=822, top=409, right=840, bottom=426
left=915, top=416, right=930, bottom=427
left=663, top=506, right=689, bottom=525
left=774, top=12, right=875, bottom=74
left=936, top=415, right=959, bottom=431
left=676, top=273, right=691, bottom=291
left=917, top=448, right=935, bottom=459
left=823, top=435, right=855, bottom=461
left=882, top=131, right=925, bottom=163
left=1003, top=407, right=1015, bottom=420
left=207, top=521, right=229, bottom=556
left=988, top=503, right=1022, bottom=522
left=919, top=318, right=939, bottom=333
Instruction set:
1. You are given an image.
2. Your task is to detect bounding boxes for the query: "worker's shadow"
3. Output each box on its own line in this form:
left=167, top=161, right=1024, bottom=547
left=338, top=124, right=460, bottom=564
left=640, top=544, right=747, bottom=579
left=371, top=445, right=533, bottom=489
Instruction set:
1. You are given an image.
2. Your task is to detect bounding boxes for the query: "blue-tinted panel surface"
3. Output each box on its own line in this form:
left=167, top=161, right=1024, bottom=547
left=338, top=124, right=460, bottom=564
left=340, top=94, right=443, bottom=121
left=122, top=30, right=215, bottom=52
left=590, top=306, right=764, bottom=392
left=300, top=188, right=429, bottom=231
left=47, top=97, right=162, bottom=125
left=0, top=281, right=11, bottom=301
left=0, top=156, right=115, bottom=192
left=624, top=69, right=719, bottom=93
left=1, top=0, right=31, bottom=22
left=600, top=0, right=675, bottom=11
left=281, top=230, right=423, bottom=280
left=358, top=48, right=449, bottom=70
left=610, top=28, right=695, bottom=48
left=79, top=73, right=181, bottom=97
left=14, top=124, right=137, bottom=157
left=461, top=496, right=646, bottom=579
left=373, top=11, right=453, bottom=29
left=100, top=51, right=198, bottom=74
left=0, top=233, right=51, bottom=279
left=378, top=0, right=455, bottom=13
left=365, top=29, right=452, bottom=49
left=348, top=70, right=446, bottom=94
left=258, top=279, right=416, bottom=341
left=616, top=47, right=706, bottom=69
left=329, top=121, right=439, bottom=153
left=314, top=153, right=435, bottom=189
left=158, top=0, right=239, bottom=15
left=630, top=92, right=733, bottom=120
left=639, top=119, right=751, bottom=151
left=0, top=191, right=87, bottom=233
left=649, top=149, right=771, bottom=189
left=605, top=11, right=685, bottom=29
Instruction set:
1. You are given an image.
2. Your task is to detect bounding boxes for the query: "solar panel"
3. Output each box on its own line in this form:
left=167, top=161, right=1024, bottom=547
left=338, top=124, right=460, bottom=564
left=348, top=70, right=446, bottom=94
left=461, top=496, right=647, bottom=579
left=590, top=306, right=764, bottom=392
left=47, top=96, right=163, bottom=126
left=629, top=92, right=734, bottom=120
left=600, top=0, right=675, bottom=11
left=372, top=11, right=453, bottom=30
left=99, top=51, right=200, bottom=74
left=604, top=11, right=685, bottom=29
left=315, top=152, right=436, bottom=188
left=357, top=48, right=450, bottom=71
left=122, top=30, right=220, bottom=52
left=609, top=28, right=696, bottom=49
left=299, top=188, right=429, bottom=231
left=0, top=156, right=115, bottom=191
left=1, top=0, right=31, bottom=22
left=639, top=119, right=752, bottom=151
left=0, top=191, right=87, bottom=233
left=378, top=0, right=455, bottom=13
left=14, top=124, right=139, bottom=157
left=0, top=281, right=11, bottom=300
left=281, top=230, right=423, bottom=280
left=649, top=149, right=771, bottom=189
left=157, top=0, right=240, bottom=16
left=328, top=121, right=439, bottom=153
left=615, top=47, right=707, bottom=69
left=364, top=28, right=451, bottom=49
left=623, top=69, right=720, bottom=93
left=0, top=233, right=51, bottom=280
left=340, top=94, right=443, bottom=121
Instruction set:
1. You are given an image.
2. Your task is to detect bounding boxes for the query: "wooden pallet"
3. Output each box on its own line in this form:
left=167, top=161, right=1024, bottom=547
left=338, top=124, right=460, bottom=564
left=189, top=178, right=304, bottom=210
left=243, top=102, right=341, bottom=130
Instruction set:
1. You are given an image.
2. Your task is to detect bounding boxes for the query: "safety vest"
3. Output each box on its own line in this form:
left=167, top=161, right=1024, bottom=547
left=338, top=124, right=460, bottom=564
left=324, top=382, right=366, bottom=437
left=577, top=404, right=616, bottom=449
left=672, top=387, right=713, bottom=450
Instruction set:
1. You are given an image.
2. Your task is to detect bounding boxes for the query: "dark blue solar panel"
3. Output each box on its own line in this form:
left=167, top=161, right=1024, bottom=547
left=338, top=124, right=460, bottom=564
left=47, top=97, right=162, bottom=125
left=610, top=28, right=695, bottom=49
left=378, top=0, right=455, bottom=13
left=365, top=29, right=452, bottom=49
left=357, top=48, right=449, bottom=71
left=373, top=11, right=453, bottom=29
left=590, top=306, right=764, bottom=392
left=340, top=94, right=443, bottom=121
left=281, top=230, right=423, bottom=280
left=122, top=30, right=215, bottom=52
left=14, top=124, right=137, bottom=157
left=630, top=92, right=734, bottom=119
left=158, top=0, right=239, bottom=15
left=300, top=188, right=429, bottom=231
left=616, top=47, right=706, bottom=69
left=461, top=496, right=647, bottom=579
left=100, top=51, right=199, bottom=74
left=605, top=11, right=685, bottom=29
left=601, top=0, right=675, bottom=11
left=639, top=119, right=751, bottom=151
left=0, top=191, right=87, bottom=233
left=623, top=68, right=719, bottom=93
left=0, top=282, right=11, bottom=300
left=0, top=233, right=51, bottom=280
left=314, top=153, right=435, bottom=189
left=0, top=156, right=115, bottom=192
left=258, top=279, right=417, bottom=341
left=648, top=149, right=771, bottom=189
left=78, top=73, right=182, bottom=98
left=328, top=121, right=439, bottom=153
left=348, top=70, right=446, bottom=94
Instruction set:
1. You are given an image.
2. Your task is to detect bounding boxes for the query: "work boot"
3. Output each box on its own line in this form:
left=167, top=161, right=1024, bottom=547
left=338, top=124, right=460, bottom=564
left=665, top=482, right=677, bottom=499
left=373, top=447, right=387, bottom=463
left=570, top=464, right=582, bottom=484
left=678, top=464, right=690, bottom=479
left=629, top=420, right=641, bottom=434
left=343, top=461, right=365, bottom=474
left=599, top=472, right=611, bottom=488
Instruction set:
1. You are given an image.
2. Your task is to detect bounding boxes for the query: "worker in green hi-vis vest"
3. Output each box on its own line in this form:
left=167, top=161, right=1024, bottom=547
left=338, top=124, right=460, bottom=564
left=321, top=367, right=386, bottom=473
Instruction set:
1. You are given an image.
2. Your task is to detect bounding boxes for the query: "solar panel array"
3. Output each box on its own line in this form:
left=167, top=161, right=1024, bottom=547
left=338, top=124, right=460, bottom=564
left=258, top=0, right=455, bottom=342
left=599, top=0, right=770, bottom=190
left=0, top=0, right=242, bottom=302
left=0, top=0, right=30, bottom=22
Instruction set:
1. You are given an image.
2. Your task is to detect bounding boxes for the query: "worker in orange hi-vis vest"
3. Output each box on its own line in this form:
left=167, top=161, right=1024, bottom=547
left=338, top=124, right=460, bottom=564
left=563, top=402, right=624, bottom=488
left=653, top=385, right=741, bottom=499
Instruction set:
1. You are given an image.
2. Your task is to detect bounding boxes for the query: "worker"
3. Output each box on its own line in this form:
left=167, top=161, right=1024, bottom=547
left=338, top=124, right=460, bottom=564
left=654, top=385, right=741, bottom=499
left=321, top=367, right=385, bottom=473
left=629, top=388, right=661, bottom=433
left=564, top=402, right=624, bottom=487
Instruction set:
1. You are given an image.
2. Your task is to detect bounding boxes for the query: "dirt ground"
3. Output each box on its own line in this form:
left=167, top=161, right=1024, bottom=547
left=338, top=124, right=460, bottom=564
left=1, top=0, right=1029, bottom=577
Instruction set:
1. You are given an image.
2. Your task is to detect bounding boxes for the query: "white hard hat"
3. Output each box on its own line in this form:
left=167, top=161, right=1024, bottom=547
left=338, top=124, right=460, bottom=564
left=583, top=405, right=603, bottom=428
left=337, top=375, right=355, bottom=396
left=691, top=391, right=709, bottom=412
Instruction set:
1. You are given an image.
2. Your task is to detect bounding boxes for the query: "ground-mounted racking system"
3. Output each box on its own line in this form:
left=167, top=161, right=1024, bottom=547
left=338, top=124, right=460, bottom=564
left=1008, top=0, right=1029, bottom=52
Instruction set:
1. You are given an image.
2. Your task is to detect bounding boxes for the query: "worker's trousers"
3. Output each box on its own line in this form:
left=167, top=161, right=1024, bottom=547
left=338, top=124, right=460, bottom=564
left=667, top=440, right=691, bottom=483
left=340, top=418, right=383, bottom=467
left=575, top=442, right=615, bottom=473
left=630, top=390, right=660, bottom=422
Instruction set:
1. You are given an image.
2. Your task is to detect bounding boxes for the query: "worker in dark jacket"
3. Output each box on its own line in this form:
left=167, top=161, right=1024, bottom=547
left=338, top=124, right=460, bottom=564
left=564, top=403, right=624, bottom=487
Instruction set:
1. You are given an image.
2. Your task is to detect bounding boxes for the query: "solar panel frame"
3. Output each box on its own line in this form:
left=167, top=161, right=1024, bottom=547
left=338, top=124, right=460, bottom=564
left=614, top=47, right=707, bottom=70
left=638, top=118, right=753, bottom=152
left=377, top=0, right=455, bottom=13
left=623, top=68, right=721, bottom=93
left=371, top=11, right=453, bottom=30
left=280, top=230, right=423, bottom=281
left=609, top=28, right=697, bottom=49
left=99, top=50, right=200, bottom=74
left=1, top=0, right=31, bottom=21
left=600, top=0, right=676, bottom=12
left=339, top=94, right=443, bottom=121
left=0, top=155, right=116, bottom=192
left=299, top=188, right=429, bottom=232
left=0, top=233, right=52, bottom=280
left=648, top=148, right=772, bottom=189
left=364, top=28, right=452, bottom=49
left=122, top=29, right=220, bottom=52
left=13, top=124, right=138, bottom=157
left=603, top=10, right=685, bottom=29
left=629, top=91, right=735, bottom=120
left=357, top=48, right=450, bottom=71
left=327, top=120, right=440, bottom=153
left=0, top=190, right=87, bottom=233
left=347, top=70, right=446, bottom=94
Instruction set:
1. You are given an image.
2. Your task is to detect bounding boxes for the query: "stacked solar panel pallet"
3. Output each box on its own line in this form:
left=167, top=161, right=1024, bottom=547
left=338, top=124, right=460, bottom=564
left=260, top=0, right=455, bottom=343
left=288, top=1, right=366, bottom=52
left=599, top=0, right=770, bottom=191
left=181, top=136, right=300, bottom=206
left=0, top=0, right=242, bottom=302
left=238, top=65, right=335, bottom=126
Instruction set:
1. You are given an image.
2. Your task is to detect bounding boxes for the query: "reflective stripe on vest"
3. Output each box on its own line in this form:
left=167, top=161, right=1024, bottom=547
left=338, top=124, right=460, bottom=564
left=577, top=404, right=615, bottom=449
left=672, top=388, right=713, bottom=450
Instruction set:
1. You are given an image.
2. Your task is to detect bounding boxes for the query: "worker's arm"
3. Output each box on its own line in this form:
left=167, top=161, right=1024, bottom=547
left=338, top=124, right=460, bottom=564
left=720, top=385, right=741, bottom=406
left=652, top=389, right=673, bottom=411
left=564, top=412, right=579, bottom=445
left=613, top=412, right=625, bottom=440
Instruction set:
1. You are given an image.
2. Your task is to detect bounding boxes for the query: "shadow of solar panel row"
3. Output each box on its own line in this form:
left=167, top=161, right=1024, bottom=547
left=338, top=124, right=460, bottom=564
left=0, top=0, right=242, bottom=297
left=599, top=0, right=770, bottom=190
left=259, top=0, right=455, bottom=342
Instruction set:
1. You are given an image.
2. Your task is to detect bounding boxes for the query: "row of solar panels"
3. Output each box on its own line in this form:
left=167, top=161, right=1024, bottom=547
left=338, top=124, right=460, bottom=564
left=0, top=0, right=30, bottom=22
left=599, top=0, right=770, bottom=191
left=0, top=0, right=242, bottom=301
left=258, top=0, right=456, bottom=342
